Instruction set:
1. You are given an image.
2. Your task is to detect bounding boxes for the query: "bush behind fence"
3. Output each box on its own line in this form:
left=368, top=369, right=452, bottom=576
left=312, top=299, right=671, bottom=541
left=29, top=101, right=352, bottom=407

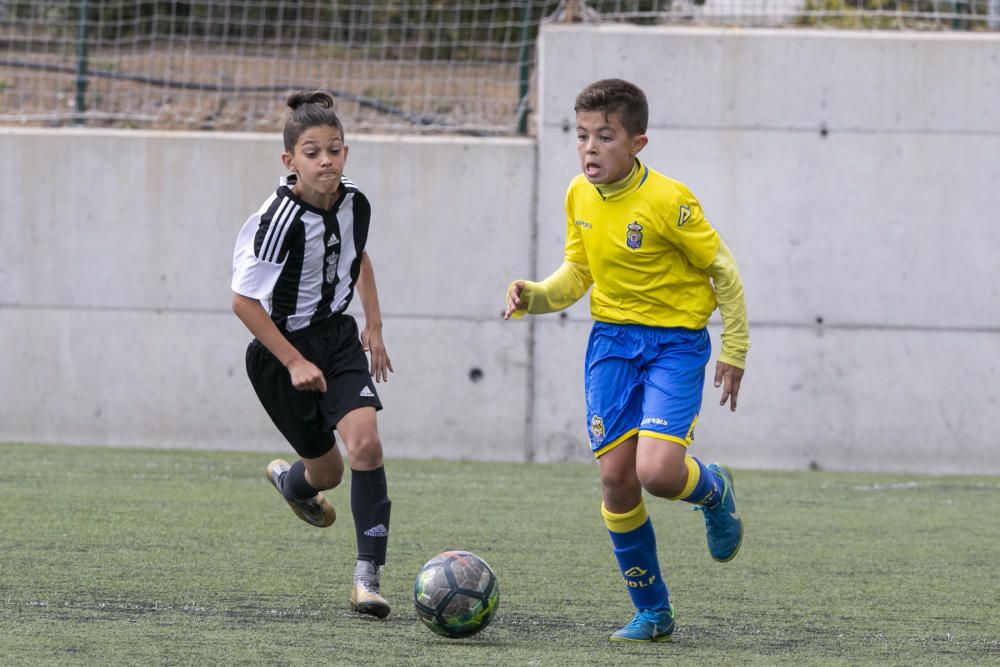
left=0, top=0, right=996, bottom=134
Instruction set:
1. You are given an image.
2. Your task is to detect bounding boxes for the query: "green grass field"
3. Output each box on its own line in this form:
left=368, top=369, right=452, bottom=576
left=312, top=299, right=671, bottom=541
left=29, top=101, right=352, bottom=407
left=2, top=443, right=998, bottom=666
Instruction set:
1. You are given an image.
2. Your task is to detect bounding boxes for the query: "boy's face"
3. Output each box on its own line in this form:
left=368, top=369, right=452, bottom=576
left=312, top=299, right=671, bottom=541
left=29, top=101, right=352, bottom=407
left=281, top=125, right=349, bottom=203
left=575, top=110, right=647, bottom=185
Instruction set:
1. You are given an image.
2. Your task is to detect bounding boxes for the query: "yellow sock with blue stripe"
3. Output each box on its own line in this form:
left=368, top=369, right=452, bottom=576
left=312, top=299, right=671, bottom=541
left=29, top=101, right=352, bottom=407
left=602, top=500, right=669, bottom=611
left=670, top=456, right=723, bottom=508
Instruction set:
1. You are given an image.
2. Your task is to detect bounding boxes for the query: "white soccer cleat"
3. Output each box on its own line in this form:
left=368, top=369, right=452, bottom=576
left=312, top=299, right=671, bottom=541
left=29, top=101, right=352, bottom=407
left=350, top=560, right=391, bottom=619
left=265, top=459, right=335, bottom=528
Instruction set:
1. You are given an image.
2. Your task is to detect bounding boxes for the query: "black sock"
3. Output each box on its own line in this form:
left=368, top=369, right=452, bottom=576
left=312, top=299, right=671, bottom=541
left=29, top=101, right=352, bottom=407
left=351, top=467, right=391, bottom=566
left=283, top=460, right=319, bottom=500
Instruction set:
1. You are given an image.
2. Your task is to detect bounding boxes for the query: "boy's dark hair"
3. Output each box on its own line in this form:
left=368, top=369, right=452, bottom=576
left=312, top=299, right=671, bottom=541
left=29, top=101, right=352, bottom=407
left=574, top=79, right=648, bottom=136
left=283, top=90, right=344, bottom=152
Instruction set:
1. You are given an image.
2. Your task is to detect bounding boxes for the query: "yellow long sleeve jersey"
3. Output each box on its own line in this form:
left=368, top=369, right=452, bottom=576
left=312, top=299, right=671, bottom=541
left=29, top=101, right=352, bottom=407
left=510, top=160, right=750, bottom=368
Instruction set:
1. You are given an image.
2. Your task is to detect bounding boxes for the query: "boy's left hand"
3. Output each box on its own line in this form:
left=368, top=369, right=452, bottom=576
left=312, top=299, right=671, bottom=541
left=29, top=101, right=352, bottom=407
left=362, top=327, right=394, bottom=383
left=503, top=281, right=527, bottom=320
left=714, top=361, right=744, bottom=412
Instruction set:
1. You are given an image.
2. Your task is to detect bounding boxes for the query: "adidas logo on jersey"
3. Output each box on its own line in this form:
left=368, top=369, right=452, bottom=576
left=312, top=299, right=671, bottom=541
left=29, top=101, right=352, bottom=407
left=363, top=523, right=388, bottom=537
left=359, top=386, right=374, bottom=397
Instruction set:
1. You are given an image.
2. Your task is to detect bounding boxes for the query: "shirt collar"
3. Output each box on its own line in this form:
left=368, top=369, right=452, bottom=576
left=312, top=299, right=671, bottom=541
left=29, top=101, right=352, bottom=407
left=594, top=159, right=647, bottom=201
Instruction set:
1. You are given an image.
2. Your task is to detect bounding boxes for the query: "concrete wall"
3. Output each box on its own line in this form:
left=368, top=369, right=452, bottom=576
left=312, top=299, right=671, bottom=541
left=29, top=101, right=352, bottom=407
left=0, top=129, right=536, bottom=461
left=2, top=27, right=998, bottom=472
left=532, top=26, right=1000, bottom=472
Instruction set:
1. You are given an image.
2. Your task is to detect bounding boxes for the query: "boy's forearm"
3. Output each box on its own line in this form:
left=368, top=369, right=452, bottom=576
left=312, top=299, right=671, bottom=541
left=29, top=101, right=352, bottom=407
left=508, top=260, right=593, bottom=318
left=707, top=241, right=750, bottom=368
left=231, top=293, right=305, bottom=369
left=356, top=251, right=383, bottom=329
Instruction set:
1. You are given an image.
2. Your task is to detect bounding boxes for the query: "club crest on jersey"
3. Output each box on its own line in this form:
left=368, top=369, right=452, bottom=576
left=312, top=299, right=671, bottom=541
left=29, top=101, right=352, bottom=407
left=626, top=222, right=643, bottom=249
left=677, top=205, right=692, bottom=227
left=325, top=255, right=339, bottom=284
left=325, top=235, right=341, bottom=284
left=591, top=415, right=606, bottom=445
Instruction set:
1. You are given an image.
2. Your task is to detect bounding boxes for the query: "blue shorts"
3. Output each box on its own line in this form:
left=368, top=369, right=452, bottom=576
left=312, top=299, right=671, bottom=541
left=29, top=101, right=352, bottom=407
left=584, top=322, right=711, bottom=457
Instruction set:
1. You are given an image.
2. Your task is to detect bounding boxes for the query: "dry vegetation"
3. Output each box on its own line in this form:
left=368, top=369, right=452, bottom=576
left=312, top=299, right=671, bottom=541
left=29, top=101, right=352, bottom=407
left=0, top=47, right=527, bottom=135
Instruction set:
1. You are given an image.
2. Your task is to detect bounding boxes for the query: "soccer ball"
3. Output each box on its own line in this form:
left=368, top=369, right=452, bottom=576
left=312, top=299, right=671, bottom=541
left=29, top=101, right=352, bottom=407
left=413, top=550, right=499, bottom=638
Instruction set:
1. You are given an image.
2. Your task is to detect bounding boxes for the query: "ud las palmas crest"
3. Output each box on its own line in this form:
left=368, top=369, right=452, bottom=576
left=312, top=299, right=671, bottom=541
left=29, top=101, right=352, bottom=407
left=626, top=221, right=643, bottom=249
left=591, top=415, right=605, bottom=446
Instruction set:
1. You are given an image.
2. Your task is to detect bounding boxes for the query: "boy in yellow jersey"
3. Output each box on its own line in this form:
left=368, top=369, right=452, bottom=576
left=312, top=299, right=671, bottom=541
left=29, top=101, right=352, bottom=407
left=504, top=79, right=749, bottom=642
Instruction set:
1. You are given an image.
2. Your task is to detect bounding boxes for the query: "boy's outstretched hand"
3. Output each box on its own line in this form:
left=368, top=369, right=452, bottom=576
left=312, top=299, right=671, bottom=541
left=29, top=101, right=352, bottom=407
left=714, top=361, right=744, bottom=412
left=503, top=281, right=526, bottom=320
left=362, top=326, right=394, bottom=383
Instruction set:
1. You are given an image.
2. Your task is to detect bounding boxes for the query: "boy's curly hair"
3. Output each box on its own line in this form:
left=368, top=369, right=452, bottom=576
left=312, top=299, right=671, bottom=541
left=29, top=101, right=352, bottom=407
left=574, top=79, right=648, bottom=137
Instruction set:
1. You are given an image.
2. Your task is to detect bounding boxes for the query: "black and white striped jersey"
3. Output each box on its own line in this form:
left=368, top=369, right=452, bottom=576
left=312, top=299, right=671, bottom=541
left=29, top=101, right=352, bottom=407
left=232, top=175, right=371, bottom=333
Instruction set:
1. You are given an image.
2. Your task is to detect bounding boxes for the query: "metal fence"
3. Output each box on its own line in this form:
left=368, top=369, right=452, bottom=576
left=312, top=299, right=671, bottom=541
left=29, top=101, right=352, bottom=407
left=1, top=0, right=996, bottom=135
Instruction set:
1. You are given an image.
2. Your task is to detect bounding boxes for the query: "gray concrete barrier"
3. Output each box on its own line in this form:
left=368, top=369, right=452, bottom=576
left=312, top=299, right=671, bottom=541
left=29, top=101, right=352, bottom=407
left=531, top=26, right=1000, bottom=473
left=2, top=26, right=998, bottom=473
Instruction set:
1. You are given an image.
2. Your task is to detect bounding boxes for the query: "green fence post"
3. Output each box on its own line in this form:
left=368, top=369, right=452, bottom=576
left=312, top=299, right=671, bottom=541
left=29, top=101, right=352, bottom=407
left=516, top=0, right=532, bottom=135
left=74, top=0, right=89, bottom=124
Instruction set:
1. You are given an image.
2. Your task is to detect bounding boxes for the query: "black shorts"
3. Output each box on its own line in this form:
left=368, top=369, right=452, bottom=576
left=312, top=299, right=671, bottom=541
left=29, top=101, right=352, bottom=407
left=245, top=314, right=382, bottom=459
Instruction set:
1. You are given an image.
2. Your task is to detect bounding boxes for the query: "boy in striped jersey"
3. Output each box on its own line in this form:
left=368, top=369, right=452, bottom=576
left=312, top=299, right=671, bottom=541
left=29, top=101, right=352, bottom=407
left=232, top=91, right=393, bottom=618
left=504, top=79, right=750, bottom=642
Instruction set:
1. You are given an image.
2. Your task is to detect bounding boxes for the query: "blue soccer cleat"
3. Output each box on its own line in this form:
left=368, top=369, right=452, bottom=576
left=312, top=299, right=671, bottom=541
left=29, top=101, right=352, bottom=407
left=697, top=463, right=743, bottom=562
left=609, top=606, right=675, bottom=643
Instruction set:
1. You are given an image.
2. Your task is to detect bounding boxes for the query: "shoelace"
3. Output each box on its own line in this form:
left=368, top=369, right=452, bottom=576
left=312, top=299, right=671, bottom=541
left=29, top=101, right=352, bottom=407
left=692, top=504, right=730, bottom=540
left=626, top=609, right=668, bottom=629
left=692, top=477, right=730, bottom=521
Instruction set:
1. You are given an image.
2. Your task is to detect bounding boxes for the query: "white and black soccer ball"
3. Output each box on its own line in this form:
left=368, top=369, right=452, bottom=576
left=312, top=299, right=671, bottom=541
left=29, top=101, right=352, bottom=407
left=413, top=550, right=499, bottom=638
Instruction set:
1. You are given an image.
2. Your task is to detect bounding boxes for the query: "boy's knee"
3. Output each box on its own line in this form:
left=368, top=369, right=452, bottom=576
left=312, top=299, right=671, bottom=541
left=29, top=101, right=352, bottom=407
left=600, top=465, right=635, bottom=492
left=346, top=432, right=384, bottom=469
left=637, top=462, right=688, bottom=499
left=599, top=469, right=643, bottom=510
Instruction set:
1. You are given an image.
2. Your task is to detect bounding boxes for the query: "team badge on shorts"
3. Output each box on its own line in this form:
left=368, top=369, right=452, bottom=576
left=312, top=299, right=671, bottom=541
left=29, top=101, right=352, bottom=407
left=591, top=415, right=606, bottom=446
left=626, top=222, right=643, bottom=249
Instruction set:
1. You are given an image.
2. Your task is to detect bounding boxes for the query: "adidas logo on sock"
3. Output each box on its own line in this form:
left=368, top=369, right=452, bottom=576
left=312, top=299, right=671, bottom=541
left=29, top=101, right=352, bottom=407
left=360, top=386, right=374, bottom=397
left=364, top=523, right=388, bottom=537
